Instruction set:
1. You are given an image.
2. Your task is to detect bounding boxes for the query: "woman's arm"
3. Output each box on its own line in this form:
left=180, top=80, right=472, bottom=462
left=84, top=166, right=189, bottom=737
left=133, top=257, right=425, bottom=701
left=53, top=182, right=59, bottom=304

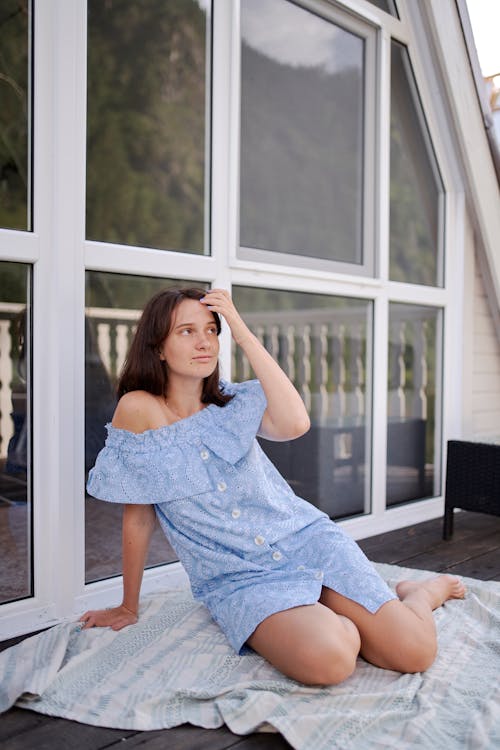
left=79, top=504, right=156, bottom=630
left=200, top=289, right=310, bottom=441
left=121, top=504, right=157, bottom=614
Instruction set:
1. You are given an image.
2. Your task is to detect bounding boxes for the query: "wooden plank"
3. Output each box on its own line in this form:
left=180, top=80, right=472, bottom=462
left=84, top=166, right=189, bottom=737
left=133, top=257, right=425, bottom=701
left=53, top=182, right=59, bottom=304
left=0, top=630, right=47, bottom=653
left=394, top=532, right=500, bottom=573
left=358, top=521, right=443, bottom=561
left=0, top=712, right=136, bottom=750
left=105, top=724, right=247, bottom=750
left=231, top=734, right=292, bottom=749
left=358, top=512, right=500, bottom=565
left=0, top=708, right=47, bottom=743
left=445, top=548, right=500, bottom=581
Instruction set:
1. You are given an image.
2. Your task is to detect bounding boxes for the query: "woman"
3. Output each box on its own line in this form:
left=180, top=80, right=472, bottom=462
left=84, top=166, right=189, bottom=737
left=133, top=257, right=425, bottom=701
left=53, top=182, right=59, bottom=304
left=82, top=287, right=465, bottom=686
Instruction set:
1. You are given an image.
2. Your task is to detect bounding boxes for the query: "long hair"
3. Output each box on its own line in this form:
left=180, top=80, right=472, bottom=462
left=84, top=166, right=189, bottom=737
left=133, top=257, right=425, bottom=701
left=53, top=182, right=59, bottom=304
left=117, top=288, right=233, bottom=406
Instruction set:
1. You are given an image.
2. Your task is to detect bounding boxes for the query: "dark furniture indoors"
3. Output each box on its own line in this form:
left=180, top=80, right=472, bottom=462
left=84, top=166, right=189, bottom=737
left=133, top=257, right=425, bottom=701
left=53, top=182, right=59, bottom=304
left=443, top=439, right=500, bottom=539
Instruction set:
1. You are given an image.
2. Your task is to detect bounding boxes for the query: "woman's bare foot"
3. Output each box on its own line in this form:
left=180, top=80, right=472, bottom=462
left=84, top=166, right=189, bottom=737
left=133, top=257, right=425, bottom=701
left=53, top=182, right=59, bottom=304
left=396, top=575, right=466, bottom=611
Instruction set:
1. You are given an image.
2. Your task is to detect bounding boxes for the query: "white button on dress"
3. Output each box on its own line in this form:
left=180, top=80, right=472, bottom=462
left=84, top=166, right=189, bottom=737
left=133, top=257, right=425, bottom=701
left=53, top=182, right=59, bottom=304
left=200, top=450, right=209, bottom=460
left=254, top=535, right=265, bottom=546
left=217, top=481, right=227, bottom=492
left=272, top=551, right=282, bottom=561
left=297, top=565, right=306, bottom=571
left=231, top=509, right=241, bottom=519
left=315, top=570, right=324, bottom=580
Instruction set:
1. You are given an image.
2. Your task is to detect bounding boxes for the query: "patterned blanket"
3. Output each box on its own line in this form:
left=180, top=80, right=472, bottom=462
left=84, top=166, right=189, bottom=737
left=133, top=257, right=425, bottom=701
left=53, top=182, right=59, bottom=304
left=1, top=563, right=499, bottom=749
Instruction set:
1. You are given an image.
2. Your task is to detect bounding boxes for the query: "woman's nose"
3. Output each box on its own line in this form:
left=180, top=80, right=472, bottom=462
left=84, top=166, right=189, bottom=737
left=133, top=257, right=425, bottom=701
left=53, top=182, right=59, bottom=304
left=195, top=332, right=209, bottom=348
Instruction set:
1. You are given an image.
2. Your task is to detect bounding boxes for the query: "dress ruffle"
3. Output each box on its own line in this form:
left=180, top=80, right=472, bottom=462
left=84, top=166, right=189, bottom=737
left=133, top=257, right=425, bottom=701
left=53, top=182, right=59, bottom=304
left=86, top=380, right=267, bottom=505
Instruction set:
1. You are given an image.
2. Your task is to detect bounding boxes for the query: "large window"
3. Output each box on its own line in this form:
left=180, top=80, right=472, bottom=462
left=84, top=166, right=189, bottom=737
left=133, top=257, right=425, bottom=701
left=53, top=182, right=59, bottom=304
left=86, top=0, right=211, bottom=254
left=233, top=286, right=373, bottom=519
left=0, top=1, right=458, bottom=639
left=84, top=272, right=207, bottom=583
left=0, top=0, right=32, bottom=231
left=387, top=304, right=442, bottom=505
left=390, top=42, right=444, bottom=286
left=0, top=262, right=31, bottom=604
left=239, top=0, right=374, bottom=274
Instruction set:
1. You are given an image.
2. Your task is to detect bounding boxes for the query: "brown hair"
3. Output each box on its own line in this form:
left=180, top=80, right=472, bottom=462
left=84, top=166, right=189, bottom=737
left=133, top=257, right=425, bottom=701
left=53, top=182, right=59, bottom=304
left=117, top=287, right=233, bottom=406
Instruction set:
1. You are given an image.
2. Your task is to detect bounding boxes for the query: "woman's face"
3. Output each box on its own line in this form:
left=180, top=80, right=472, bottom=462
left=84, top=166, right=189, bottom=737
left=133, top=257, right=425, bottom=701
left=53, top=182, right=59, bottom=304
left=159, top=298, right=220, bottom=380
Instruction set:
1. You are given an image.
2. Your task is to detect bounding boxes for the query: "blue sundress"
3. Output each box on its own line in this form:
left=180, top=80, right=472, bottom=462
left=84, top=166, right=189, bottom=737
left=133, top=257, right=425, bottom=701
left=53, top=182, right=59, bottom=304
left=87, top=379, right=396, bottom=653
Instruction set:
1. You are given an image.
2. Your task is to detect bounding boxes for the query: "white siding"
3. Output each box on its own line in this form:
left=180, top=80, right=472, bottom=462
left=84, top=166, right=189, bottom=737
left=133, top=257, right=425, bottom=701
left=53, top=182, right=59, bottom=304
left=472, top=253, right=500, bottom=438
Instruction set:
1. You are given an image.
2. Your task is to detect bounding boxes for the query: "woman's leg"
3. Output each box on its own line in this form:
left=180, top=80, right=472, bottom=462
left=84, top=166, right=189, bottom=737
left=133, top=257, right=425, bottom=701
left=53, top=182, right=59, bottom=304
left=319, top=575, right=466, bottom=673
left=246, top=602, right=361, bottom=685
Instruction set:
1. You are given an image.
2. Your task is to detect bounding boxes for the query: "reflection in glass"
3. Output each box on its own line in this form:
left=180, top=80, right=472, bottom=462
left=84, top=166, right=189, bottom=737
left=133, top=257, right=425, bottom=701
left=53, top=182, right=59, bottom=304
left=387, top=303, right=441, bottom=505
left=365, top=0, right=398, bottom=16
left=240, top=0, right=364, bottom=264
left=85, top=272, right=207, bottom=583
left=0, top=262, right=31, bottom=603
left=390, top=42, right=444, bottom=286
left=0, top=1, right=32, bottom=230
left=86, top=0, right=211, bottom=254
left=233, top=286, right=372, bottom=519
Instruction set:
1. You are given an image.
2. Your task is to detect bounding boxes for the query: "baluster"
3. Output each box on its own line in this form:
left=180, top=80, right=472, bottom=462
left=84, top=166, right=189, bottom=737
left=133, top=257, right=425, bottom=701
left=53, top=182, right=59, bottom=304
left=231, top=342, right=237, bottom=381
left=0, top=319, right=14, bottom=455
left=268, top=325, right=280, bottom=361
left=280, top=325, right=296, bottom=384
left=388, top=320, right=406, bottom=418
left=97, top=323, right=112, bottom=376
left=348, top=325, right=364, bottom=420
left=297, top=325, right=311, bottom=413
left=237, top=327, right=253, bottom=381
left=331, top=323, right=346, bottom=422
left=313, top=323, right=329, bottom=423
left=115, top=324, right=129, bottom=377
left=412, top=320, right=428, bottom=419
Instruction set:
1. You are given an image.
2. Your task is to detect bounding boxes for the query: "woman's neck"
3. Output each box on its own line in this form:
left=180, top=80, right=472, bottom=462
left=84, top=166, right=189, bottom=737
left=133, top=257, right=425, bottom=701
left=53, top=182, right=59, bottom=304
left=164, top=378, right=204, bottom=419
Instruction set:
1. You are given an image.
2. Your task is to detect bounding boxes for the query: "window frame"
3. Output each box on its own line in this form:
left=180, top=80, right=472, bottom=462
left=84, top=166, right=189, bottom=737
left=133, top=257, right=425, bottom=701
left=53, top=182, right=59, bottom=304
left=0, top=0, right=468, bottom=639
left=233, top=0, right=379, bottom=278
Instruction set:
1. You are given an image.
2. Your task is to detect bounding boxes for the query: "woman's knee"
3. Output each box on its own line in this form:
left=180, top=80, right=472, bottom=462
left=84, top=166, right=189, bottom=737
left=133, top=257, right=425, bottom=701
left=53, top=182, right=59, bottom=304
left=307, top=651, right=357, bottom=686
left=387, top=633, right=437, bottom=674
left=297, top=635, right=359, bottom=686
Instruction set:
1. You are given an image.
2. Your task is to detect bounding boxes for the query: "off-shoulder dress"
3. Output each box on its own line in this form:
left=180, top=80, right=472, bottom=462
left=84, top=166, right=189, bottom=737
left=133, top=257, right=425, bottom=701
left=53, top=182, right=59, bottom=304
left=87, top=379, right=396, bottom=653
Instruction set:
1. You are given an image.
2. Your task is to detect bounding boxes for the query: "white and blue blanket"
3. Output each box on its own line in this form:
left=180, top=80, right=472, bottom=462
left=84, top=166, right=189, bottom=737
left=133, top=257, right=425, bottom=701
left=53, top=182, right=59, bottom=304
left=1, top=564, right=499, bottom=749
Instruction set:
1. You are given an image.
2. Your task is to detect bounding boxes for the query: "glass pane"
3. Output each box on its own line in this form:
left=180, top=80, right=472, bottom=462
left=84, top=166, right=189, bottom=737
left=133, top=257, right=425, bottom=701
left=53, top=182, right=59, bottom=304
left=233, top=286, right=373, bottom=519
left=365, top=0, right=398, bottom=17
left=0, top=262, right=31, bottom=603
left=0, top=1, right=32, bottom=230
left=387, top=303, right=442, bottom=505
left=85, top=272, right=208, bottom=583
left=390, top=42, right=444, bottom=286
left=240, top=0, right=364, bottom=264
left=86, top=0, right=211, bottom=254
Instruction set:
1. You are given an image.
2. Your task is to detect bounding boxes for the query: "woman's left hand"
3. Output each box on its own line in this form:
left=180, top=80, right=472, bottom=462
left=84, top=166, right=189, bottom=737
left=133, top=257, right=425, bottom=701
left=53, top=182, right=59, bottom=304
left=200, top=288, right=310, bottom=441
left=200, top=289, right=250, bottom=345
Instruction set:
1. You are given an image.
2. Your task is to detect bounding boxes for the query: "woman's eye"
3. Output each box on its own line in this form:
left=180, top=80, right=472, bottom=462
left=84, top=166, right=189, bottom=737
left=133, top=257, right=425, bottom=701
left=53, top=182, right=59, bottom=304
left=180, top=328, right=191, bottom=335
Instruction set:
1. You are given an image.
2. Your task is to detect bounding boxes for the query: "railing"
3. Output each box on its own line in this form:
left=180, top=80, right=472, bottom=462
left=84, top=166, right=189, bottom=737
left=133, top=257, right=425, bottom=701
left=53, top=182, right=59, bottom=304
left=85, top=303, right=436, bottom=424
left=0, top=303, right=25, bottom=458
left=0, top=302, right=437, bottom=455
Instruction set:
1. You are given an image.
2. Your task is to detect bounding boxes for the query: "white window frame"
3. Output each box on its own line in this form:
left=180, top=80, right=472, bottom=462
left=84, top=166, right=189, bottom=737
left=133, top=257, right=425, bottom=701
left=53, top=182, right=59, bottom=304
left=0, top=0, right=466, bottom=639
left=234, top=0, right=378, bottom=277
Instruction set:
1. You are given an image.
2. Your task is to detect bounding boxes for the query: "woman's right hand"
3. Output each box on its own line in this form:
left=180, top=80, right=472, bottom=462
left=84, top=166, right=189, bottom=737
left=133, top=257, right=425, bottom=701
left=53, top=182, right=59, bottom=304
left=78, top=604, right=138, bottom=631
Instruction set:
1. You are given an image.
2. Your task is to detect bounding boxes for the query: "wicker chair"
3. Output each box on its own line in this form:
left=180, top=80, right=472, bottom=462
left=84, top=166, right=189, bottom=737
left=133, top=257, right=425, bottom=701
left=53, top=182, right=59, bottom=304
left=443, top=440, right=500, bottom=539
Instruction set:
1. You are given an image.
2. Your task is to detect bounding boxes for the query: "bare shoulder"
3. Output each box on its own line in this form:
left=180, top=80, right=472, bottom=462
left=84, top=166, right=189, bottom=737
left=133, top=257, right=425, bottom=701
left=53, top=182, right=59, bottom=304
left=112, top=391, right=159, bottom=433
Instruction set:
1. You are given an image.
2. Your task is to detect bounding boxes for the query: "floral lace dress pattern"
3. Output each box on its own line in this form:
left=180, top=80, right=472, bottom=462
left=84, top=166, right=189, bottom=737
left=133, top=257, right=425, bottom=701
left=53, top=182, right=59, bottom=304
left=87, top=380, right=396, bottom=653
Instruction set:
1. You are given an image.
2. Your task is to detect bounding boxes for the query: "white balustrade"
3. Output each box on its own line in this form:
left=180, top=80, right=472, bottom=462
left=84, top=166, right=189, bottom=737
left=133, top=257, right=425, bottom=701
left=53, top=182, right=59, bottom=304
left=0, top=319, right=13, bottom=457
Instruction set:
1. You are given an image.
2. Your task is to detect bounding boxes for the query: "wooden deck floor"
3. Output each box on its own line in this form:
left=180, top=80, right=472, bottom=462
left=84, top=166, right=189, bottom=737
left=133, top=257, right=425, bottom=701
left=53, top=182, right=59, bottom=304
left=1, top=510, right=499, bottom=750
